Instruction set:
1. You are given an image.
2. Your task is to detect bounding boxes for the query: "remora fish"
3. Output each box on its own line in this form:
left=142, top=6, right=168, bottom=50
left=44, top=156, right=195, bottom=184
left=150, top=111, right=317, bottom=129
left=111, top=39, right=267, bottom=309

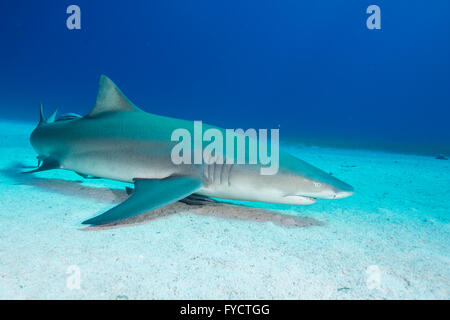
left=27, top=75, right=354, bottom=225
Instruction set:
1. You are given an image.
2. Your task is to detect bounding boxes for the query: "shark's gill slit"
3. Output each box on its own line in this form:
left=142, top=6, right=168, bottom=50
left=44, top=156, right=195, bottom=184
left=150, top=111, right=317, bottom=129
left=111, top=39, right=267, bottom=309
left=219, top=162, right=225, bottom=185
left=227, top=164, right=234, bottom=187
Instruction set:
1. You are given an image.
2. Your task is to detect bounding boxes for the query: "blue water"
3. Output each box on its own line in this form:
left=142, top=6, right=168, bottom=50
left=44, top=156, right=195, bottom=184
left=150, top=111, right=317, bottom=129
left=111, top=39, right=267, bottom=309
left=1, top=1, right=449, bottom=299
left=1, top=0, right=449, bottom=154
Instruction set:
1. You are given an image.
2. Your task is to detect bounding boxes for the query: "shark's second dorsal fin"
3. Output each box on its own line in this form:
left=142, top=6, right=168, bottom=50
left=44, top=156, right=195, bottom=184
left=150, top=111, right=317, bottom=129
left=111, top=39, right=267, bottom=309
left=86, top=75, right=142, bottom=118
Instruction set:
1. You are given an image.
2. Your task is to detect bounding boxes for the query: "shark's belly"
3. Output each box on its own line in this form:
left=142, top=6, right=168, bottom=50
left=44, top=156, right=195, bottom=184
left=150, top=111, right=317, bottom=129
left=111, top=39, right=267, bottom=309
left=58, top=140, right=316, bottom=206
left=196, top=162, right=316, bottom=205
left=61, top=146, right=194, bottom=183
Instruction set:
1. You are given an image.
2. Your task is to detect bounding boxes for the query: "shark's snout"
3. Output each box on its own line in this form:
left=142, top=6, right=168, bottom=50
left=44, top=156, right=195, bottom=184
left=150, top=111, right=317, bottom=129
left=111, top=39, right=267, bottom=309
left=333, top=189, right=354, bottom=199
left=296, top=176, right=354, bottom=200
left=328, top=177, right=354, bottom=199
left=336, top=177, right=354, bottom=192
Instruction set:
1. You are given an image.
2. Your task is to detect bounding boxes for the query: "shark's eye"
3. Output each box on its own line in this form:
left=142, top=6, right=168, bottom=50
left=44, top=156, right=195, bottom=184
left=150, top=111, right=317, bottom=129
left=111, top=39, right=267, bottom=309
left=313, top=182, right=322, bottom=188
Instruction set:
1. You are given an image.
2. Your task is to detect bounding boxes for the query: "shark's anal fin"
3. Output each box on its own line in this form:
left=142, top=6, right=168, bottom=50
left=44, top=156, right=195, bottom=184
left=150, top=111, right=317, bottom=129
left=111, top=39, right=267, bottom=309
left=82, top=176, right=203, bottom=226
left=22, top=157, right=60, bottom=174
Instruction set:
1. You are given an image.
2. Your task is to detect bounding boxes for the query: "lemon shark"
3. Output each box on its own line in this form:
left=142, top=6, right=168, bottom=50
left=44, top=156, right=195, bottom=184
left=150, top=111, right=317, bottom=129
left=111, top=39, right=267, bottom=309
left=27, top=75, right=354, bottom=225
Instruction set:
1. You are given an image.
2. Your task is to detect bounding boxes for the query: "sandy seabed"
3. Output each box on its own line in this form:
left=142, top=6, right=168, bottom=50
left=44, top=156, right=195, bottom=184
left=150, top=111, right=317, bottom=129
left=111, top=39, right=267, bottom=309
left=0, top=120, right=448, bottom=299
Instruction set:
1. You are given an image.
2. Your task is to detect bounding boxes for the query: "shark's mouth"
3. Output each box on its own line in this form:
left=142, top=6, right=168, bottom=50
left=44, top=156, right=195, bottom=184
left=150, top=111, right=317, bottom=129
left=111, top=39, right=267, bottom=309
left=283, top=195, right=317, bottom=205
left=299, top=195, right=317, bottom=203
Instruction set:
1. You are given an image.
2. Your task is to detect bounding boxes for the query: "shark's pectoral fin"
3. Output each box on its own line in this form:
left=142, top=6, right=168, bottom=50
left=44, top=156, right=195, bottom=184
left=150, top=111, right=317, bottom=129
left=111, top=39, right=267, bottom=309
left=22, top=157, right=60, bottom=174
left=82, top=176, right=203, bottom=226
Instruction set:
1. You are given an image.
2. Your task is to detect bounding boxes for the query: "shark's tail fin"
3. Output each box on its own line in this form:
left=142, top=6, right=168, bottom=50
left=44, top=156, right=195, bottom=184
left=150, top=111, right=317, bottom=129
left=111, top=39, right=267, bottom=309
left=39, top=103, right=45, bottom=125
left=38, top=103, right=58, bottom=126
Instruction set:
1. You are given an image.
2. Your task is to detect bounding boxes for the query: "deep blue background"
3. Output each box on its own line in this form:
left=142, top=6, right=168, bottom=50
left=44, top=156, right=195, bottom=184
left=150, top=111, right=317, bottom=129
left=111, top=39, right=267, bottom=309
left=0, top=1, right=449, bottom=154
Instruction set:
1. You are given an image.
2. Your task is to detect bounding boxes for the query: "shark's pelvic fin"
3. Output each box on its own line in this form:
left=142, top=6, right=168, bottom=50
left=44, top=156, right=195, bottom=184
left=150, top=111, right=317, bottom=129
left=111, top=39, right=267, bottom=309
left=22, top=157, right=60, bottom=174
left=75, top=172, right=101, bottom=179
left=180, top=194, right=218, bottom=205
left=125, top=186, right=134, bottom=196
left=82, top=176, right=203, bottom=226
left=86, top=75, right=142, bottom=118
left=125, top=187, right=217, bottom=205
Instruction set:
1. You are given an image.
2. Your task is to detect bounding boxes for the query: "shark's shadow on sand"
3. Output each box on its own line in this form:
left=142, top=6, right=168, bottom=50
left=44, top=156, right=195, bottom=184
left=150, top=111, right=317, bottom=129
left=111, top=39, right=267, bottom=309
left=3, top=163, right=324, bottom=230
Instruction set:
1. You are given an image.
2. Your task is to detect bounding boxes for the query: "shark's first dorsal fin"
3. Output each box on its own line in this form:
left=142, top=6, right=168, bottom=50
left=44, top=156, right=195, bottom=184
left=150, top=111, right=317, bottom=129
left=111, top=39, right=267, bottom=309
left=86, top=75, right=142, bottom=118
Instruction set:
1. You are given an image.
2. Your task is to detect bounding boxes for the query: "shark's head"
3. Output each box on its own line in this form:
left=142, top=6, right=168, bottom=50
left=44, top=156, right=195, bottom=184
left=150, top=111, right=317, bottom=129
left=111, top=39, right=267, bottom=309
left=230, top=152, right=354, bottom=206
left=292, top=170, right=354, bottom=200
left=270, top=154, right=354, bottom=204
